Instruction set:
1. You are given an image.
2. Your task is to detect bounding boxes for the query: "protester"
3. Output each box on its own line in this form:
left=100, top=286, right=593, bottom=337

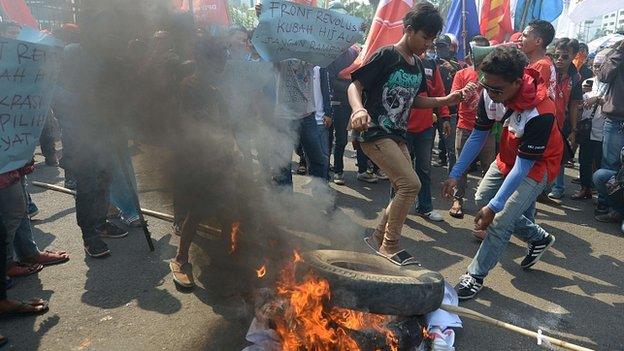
left=443, top=46, right=562, bottom=299
left=594, top=40, right=624, bottom=225
left=404, top=54, right=451, bottom=222
left=449, top=35, right=496, bottom=221
left=573, top=78, right=605, bottom=200
left=313, top=65, right=333, bottom=181
left=432, top=34, right=463, bottom=169
left=576, top=43, right=594, bottom=81
left=548, top=38, right=582, bottom=199
left=518, top=20, right=556, bottom=102
left=349, top=2, right=465, bottom=265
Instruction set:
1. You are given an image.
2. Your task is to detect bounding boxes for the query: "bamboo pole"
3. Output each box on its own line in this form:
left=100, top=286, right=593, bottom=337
left=30, top=181, right=221, bottom=235
left=440, top=304, right=595, bottom=351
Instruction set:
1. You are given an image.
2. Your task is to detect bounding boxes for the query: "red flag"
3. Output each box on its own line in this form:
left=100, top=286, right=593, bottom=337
left=0, top=0, right=38, bottom=29
left=181, top=0, right=230, bottom=26
left=339, top=0, right=413, bottom=79
left=480, top=0, right=512, bottom=43
left=292, top=0, right=317, bottom=6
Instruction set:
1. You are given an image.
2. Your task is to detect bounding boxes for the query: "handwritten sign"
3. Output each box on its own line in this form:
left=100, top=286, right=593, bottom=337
left=0, top=36, right=61, bottom=174
left=251, top=0, right=364, bottom=67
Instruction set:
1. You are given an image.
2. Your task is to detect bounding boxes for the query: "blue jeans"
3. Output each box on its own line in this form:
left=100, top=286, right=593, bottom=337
left=593, top=168, right=624, bottom=215
left=602, top=118, right=624, bottom=171
left=550, top=166, right=566, bottom=196
left=468, top=162, right=549, bottom=279
left=110, top=146, right=140, bottom=223
left=407, top=128, right=435, bottom=213
left=0, top=179, right=39, bottom=264
left=318, top=124, right=330, bottom=181
left=331, top=103, right=350, bottom=174
left=275, top=114, right=326, bottom=186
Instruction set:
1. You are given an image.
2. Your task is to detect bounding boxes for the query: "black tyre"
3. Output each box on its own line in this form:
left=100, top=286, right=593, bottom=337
left=300, top=250, right=445, bottom=316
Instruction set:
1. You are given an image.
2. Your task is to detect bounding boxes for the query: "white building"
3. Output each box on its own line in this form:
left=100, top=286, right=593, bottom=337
left=600, top=8, right=624, bottom=34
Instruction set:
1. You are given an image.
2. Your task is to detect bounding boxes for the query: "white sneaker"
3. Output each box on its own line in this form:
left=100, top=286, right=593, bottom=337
left=420, top=210, right=444, bottom=222
left=357, top=171, right=378, bottom=183
left=429, top=327, right=456, bottom=351
left=333, top=172, right=346, bottom=185
left=375, top=169, right=389, bottom=180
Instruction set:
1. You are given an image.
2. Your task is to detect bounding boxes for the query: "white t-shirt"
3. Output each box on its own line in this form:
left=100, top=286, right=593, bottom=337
left=581, top=82, right=608, bottom=142
left=313, top=66, right=325, bottom=125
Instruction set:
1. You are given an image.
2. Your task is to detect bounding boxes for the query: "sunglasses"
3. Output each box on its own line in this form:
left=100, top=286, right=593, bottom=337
left=478, top=81, right=505, bottom=95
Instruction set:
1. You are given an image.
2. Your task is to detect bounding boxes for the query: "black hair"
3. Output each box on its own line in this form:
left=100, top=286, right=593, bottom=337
left=403, top=1, right=443, bottom=38
left=554, top=37, right=580, bottom=55
left=471, top=35, right=490, bottom=47
left=579, top=42, right=588, bottom=52
left=527, top=20, right=555, bottom=49
left=480, top=46, right=529, bottom=82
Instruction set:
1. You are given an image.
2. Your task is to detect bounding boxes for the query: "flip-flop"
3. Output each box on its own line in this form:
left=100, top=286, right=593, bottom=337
left=23, top=250, right=70, bottom=267
left=6, top=263, right=43, bottom=278
left=0, top=299, right=49, bottom=318
left=376, top=249, right=421, bottom=267
left=169, top=261, right=195, bottom=288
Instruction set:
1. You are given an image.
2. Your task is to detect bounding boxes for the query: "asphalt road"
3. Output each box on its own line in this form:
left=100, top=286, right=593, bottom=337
left=0, top=146, right=622, bottom=351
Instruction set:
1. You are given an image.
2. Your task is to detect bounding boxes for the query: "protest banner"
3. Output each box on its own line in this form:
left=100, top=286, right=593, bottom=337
left=0, top=36, right=61, bottom=174
left=251, top=0, right=364, bottom=67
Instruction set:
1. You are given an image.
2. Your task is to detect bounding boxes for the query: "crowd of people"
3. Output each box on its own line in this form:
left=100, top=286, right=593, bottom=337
left=0, top=0, right=623, bottom=346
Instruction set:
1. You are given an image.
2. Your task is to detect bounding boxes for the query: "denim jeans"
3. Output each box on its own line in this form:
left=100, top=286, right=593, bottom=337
left=406, top=128, right=435, bottom=213
left=318, top=124, right=331, bottom=181
left=0, top=179, right=38, bottom=264
left=593, top=168, right=624, bottom=215
left=550, top=166, right=566, bottom=196
left=467, top=162, right=549, bottom=279
left=601, top=118, right=624, bottom=171
left=454, top=127, right=496, bottom=203
left=331, top=103, right=350, bottom=174
left=275, top=114, right=326, bottom=186
left=435, top=116, right=457, bottom=170
left=110, top=146, right=140, bottom=223
left=0, top=216, right=6, bottom=300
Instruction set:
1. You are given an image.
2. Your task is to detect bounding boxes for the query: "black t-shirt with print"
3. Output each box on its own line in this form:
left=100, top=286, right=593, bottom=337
left=352, top=46, right=427, bottom=142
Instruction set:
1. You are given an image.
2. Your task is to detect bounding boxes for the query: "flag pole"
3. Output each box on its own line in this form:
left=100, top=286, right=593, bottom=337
left=461, top=0, right=467, bottom=59
left=519, top=0, right=531, bottom=30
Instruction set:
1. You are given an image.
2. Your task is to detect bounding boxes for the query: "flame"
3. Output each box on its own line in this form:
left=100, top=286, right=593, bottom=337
left=422, top=327, right=432, bottom=340
left=293, top=250, right=303, bottom=263
left=270, top=253, right=398, bottom=351
left=229, top=221, right=241, bottom=254
left=256, top=265, right=266, bottom=278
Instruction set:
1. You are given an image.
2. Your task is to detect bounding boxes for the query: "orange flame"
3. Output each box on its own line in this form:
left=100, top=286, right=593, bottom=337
left=293, top=250, right=303, bottom=263
left=229, top=221, right=241, bottom=254
left=270, top=253, right=398, bottom=351
left=422, top=326, right=432, bottom=340
left=256, top=265, right=267, bottom=278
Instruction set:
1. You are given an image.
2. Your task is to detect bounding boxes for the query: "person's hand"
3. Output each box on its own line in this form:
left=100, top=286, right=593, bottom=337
left=442, top=178, right=458, bottom=198
left=446, top=91, right=463, bottom=105
left=474, top=206, right=495, bottom=230
left=349, top=109, right=371, bottom=132
left=442, top=120, right=451, bottom=137
left=323, top=116, right=333, bottom=127
left=568, top=132, right=576, bottom=146
left=440, top=59, right=453, bottom=70
left=583, top=96, right=598, bottom=107
left=461, top=82, right=479, bottom=99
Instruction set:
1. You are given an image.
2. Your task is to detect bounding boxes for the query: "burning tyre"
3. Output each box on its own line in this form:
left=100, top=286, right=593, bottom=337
left=300, top=250, right=445, bottom=317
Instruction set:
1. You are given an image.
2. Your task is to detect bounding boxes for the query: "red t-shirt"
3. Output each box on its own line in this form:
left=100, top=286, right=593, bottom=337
left=553, top=66, right=583, bottom=130
left=453, top=67, right=481, bottom=131
left=407, top=61, right=450, bottom=133
left=474, top=72, right=563, bottom=183
left=528, top=57, right=556, bottom=104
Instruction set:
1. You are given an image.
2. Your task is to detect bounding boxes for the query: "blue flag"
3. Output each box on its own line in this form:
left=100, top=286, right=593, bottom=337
left=514, top=0, right=563, bottom=31
left=444, top=0, right=481, bottom=60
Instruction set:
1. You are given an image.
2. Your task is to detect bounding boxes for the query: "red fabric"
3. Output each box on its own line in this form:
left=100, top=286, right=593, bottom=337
left=553, top=75, right=573, bottom=130
left=338, top=0, right=414, bottom=80
left=0, top=163, right=33, bottom=189
left=528, top=57, right=556, bottom=105
left=453, top=67, right=481, bottom=130
left=181, top=0, right=230, bottom=26
left=480, top=0, right=512, bottom=43
left=291, top=0, right=317, bottom=6
left=407, top=65, right=449, bottom=133
left=0, top=0, right=38, bottom=28
left=495, top=71, right=562, bottom=183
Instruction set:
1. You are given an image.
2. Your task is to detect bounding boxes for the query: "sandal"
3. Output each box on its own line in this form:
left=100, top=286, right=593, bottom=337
left=376, top=249, right=421, bottom=267
left=23, top=250, right=70, bottom=266
left=449, top=206, right=464, bottom=219
left=169, top=260, right=195, bottom=288
left=0, top=299, right=49, bottom=318
left=6, top=262, right=43, bottom=278
left=363, top=233, right=382, bottom=253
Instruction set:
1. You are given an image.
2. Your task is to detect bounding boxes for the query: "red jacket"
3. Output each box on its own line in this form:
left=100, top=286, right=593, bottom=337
left=0, top=161, right=34, bottom=189
left=407, top=61, right=450, bottom=133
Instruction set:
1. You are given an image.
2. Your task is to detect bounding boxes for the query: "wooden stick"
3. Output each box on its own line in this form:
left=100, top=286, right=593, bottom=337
left=31, top=181, right=221, bottom=235
left=440, top=304, right=595, bottom=351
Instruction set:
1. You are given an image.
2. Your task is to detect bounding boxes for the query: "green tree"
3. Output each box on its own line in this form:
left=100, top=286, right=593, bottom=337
left=228, top=3, right=258, bottom=30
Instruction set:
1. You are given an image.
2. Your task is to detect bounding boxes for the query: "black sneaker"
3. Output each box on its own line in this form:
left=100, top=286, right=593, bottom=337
left=520, top=233, right=556, bottom=269
left=96, top=222, right=128, bottom=239
left=594, top=204, right=610, bottom=216
left=84, top=238, right=111, bottom=258
left=455, top=274, right=483, bottom=300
